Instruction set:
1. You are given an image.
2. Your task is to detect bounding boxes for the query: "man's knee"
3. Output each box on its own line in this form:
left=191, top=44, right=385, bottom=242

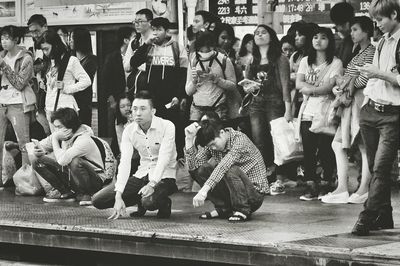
left=69, top=157, right=84, bottom=171
left=196, top=162, right=215, bottom=178
left=141, top=196, right=157, bottom=211
left=226, top=166, right=242, bottom=179
left=92, top=189, right=109, bottom=210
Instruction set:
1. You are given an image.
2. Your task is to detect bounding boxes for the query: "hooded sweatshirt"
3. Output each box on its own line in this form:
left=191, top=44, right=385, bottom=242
left=39, top=125, right=103, bottom=171
left=130, top=39, right=188, bottom=109
left=0, top=46, right=36, bottom=113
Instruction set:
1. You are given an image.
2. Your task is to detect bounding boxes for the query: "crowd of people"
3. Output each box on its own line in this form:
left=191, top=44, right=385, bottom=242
left=0, top=0, right=399, bottom=236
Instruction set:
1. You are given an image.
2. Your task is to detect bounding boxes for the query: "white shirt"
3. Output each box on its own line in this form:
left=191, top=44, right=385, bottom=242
left=297, top=56, right=343, bottom=117
left=45, top=56, right=91, bottom=112
left=364, top=28, right=400, bottom=106
left=114, top=116, right=177, bottom=193
left=0, top=51, right=23, bottom=104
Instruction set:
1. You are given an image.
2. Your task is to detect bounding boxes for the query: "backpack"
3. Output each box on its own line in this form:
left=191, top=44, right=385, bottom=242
left=87, top=136, right=117, bottom=181
left=377, top=37, right=400, bottom=72
left=191, top=51, right=227, bottom=79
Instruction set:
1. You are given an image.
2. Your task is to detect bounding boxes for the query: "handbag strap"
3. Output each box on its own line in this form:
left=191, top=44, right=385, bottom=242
left=311, top=62, right=331, bottom=88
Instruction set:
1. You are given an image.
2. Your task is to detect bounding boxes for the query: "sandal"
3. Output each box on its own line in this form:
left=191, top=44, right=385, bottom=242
left=228, top=211, right=250, bottom=223
left=199, top=209, right=230, bottom=219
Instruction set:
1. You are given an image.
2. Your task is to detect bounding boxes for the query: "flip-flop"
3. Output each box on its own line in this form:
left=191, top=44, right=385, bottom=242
left=199, top=209, right=231, bottom=219
left=228, top=211, right=250, bottom=223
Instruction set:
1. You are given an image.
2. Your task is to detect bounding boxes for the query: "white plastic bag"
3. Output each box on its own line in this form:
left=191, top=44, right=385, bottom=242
left=13, top=164, right=43, bottom=196
left=270, top=117, right=303, bottom=166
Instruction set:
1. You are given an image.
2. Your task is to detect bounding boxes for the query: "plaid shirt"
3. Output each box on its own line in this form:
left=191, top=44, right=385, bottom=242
left=185, top=128, right=269, bottom=194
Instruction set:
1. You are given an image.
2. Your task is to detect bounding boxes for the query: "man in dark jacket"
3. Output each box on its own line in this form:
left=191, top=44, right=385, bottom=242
left=102, top=27, right=136, bottom=137
left=130, top=17, right=188, bottom=158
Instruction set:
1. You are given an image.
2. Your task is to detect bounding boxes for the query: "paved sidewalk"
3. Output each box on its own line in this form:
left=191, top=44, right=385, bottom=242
left=0, top=183, right=399, bottom=265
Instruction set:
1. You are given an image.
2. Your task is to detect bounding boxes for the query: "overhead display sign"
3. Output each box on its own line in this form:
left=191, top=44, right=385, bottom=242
left=275, top=0, right=371, bottom=26
left=209, top=0, right=258, bottom=26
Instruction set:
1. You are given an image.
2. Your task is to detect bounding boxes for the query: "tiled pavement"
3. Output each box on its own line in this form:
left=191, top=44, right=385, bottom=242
left=0, top=184, right=399, bottom=266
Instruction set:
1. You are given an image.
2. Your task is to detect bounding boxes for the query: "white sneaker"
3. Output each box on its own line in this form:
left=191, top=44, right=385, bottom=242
left=321, top=191, right=349, bottom=204
left=348, top=192, right=368, bottom=204
left=270, top=180, right=286, bottom=195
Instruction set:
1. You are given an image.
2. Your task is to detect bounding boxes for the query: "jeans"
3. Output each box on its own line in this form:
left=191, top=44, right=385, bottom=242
left=249, top=95, right=284, bottom=167
left=359, top=104, right=399, bottom=220
left=0, top=104, right=31, bottom=185
left=32, top=156, right=104, bottom=196
left=190, top=163, right=264, bottom=216
left=92, top=176, right=177, bottom=211
left=300, top=121, right=335, bottom=183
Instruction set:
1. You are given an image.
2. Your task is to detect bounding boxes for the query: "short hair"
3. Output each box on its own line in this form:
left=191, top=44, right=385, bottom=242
left=56, top=26, right=68, bottom=35
left=72, top=27, right=93, bottom=55
left=330, top=2, right=355, bottom=25
left=194, top=31, right=217, bottom=51
left=51, top=108, right=81, bottom=132
left=28, top=14, right=47, bottom=27
left=116, top=27, right=135, bottom=48
left=238, top=34, right=254, bottom=57
left=37, top=30, right=68, bottom=67
left=0, top=25, right=24, bottom=44
left=196, top=112, right=224, bottom=147
left=136, top=8, right=153, bottom=21
left=280, top=35, right=295, bottom=48
left=369, top=0, right=400, bottom=22
left=195, top=10, right=221, bottom=27
left=151, top=17, right=170, bottom=30
left=133, top=90, right=154, bottom=108
left=308, top=27, right=335, bottom=65
left=351, top=16, right=374, bottom=38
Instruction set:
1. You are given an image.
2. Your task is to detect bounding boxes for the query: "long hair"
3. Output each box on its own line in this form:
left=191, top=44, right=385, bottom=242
left=213, top=23, right=236, bottom=59
left=72, top=27, right=93, bottom=55
left=307, top=27, right=335, bottom=66
left=294, top=23, right=318, bottom=62
left=238, top=33, right=254, bottom=57
left=38, top=30, right=68, bottom=68
left=115, top=93, right=132, bottom=126
left=252, top=24, right=281, bottom=66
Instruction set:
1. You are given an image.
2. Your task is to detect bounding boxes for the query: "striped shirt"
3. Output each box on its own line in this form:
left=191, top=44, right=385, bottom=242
left=344, top=44, right=375, bottom=89
left=185, top=128, right=269, bottom=194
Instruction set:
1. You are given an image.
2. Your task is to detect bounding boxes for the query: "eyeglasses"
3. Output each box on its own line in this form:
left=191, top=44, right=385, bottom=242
left=133, top=20, right=148, bottom=24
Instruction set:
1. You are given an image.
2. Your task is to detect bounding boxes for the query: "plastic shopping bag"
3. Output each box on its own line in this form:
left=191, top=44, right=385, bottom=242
left=13, top=164, right=44, bottom=196
left=270, top=117, right=303, bottom=166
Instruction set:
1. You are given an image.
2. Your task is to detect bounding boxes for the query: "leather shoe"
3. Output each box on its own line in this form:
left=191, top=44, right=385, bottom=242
left=157, top=198, right=172, bottom=219
left=370, top=213, right=394, bottom=231
left=351, top=218, right=370, bottom=236
left=130, top=201, right=147, bottom=217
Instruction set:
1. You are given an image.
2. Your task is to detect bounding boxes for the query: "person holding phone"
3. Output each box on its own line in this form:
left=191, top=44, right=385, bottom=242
left=0, top=25, right=36, bottom=186
left=185, top=31, right=237, bottom=122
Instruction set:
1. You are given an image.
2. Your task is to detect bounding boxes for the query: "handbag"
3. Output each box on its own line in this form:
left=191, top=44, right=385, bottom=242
left=309, top=94, right=338, bottom=135
left=302, top=63, right=338, bottom=135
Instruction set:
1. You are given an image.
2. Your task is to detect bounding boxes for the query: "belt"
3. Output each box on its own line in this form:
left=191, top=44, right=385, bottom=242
left=368, top=99, right=400, bottom=113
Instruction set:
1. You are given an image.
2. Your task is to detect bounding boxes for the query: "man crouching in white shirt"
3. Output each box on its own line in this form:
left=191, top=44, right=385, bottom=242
left=92, top=91, right=178, bottom=219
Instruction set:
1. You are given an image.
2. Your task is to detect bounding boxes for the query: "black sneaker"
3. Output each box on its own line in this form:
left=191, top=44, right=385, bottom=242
left=299, top=182, right=319, bottom=201
left=130, top=201, right=147, bottom=217
left=43, top=190, right=75, bottom=203
left=157, top=198, right=172, bottom=219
